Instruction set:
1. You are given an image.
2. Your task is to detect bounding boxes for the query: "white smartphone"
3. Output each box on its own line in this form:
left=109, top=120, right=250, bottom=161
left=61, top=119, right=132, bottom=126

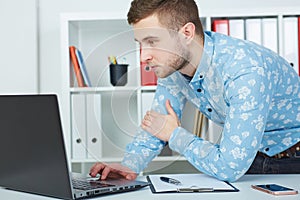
left=251, top=184, right=298, bottom=195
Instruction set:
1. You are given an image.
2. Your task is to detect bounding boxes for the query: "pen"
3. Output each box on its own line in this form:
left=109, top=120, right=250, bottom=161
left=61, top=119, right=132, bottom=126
left=177, top=187, right=214, bottom=192
left=160, top=176, right=182, bottom=185
left=108, top=55, right=117, bottom=64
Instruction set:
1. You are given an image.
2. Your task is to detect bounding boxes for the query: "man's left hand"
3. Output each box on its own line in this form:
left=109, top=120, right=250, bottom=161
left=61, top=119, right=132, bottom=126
left=141, top=100, right=180, bottom=141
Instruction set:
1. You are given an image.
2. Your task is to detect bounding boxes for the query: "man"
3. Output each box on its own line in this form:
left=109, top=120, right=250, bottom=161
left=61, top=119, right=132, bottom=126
left=90, top=0, right=300, bottom=182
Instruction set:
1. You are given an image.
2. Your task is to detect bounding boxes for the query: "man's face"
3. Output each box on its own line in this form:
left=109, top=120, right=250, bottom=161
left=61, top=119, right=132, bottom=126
left=133, top=15, right=190, bottom=78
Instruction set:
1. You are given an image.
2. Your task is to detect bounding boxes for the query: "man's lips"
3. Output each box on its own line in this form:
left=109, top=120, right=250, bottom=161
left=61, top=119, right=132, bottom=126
left=149, top=65, right=158, bottom=70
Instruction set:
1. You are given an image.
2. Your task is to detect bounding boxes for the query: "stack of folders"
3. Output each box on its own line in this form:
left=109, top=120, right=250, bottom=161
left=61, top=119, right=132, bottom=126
left=146, top=174, right=239, bottom=193
left=212, top=17, right=300, bottom=76
left=71, top=93, right=102, bottom=160
left=212, top=18, right=278, bottom=53
left=282, top=17, right=300, bottom=76
left=69, top=46, right=92, bottom=87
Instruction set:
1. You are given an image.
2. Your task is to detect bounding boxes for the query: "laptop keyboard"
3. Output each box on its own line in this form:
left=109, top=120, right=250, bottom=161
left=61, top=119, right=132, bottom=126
left=72, top=179, right=115, bottom=190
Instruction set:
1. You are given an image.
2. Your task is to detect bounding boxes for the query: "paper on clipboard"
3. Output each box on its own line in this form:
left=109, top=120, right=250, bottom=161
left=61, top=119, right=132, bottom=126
left=146, top=174, right=239, bottom=193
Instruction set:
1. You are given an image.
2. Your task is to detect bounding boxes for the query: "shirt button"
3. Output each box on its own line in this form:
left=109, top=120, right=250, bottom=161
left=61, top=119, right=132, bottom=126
left=197, top=88, right=202, bottom=92
left=265, top=148, right=269, bottom=151
left=199, top=74, right=204, bottom=79
left=207, top=108, right=212, bottom=112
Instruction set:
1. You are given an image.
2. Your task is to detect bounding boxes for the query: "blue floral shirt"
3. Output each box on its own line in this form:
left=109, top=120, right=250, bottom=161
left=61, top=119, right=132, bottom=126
left=122, top=31, right=300, bottom=182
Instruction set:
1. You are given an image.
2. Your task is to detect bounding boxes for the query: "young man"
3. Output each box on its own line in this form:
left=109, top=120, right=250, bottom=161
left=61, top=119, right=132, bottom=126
left=90, top=0, right=300, bottom=182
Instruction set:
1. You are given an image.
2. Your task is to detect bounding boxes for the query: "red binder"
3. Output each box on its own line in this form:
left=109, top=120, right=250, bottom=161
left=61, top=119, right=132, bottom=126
left=140, top=48, right=157, bottom=86
left=69, top=46, right=86, bottom=87
left=212, top=19, right=230, bottom=35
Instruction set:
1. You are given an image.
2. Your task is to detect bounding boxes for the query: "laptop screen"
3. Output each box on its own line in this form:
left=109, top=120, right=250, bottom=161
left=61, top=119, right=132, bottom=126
left=0, top=95, right=73, bottom=199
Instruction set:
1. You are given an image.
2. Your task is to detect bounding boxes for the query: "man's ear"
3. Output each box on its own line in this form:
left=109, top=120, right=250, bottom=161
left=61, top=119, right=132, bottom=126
left=179, top=22, right=195, bottom=44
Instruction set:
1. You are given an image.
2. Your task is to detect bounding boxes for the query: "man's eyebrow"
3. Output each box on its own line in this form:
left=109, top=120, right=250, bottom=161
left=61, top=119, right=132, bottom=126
left=135, top=36, right=159, bottom=43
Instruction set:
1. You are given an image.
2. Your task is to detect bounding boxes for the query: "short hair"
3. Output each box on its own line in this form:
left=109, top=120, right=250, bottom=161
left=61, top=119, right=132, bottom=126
left=127, top=0, right=204, bottom=37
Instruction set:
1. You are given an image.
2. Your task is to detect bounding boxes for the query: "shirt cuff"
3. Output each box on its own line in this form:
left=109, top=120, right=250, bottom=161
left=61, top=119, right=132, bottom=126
left=168, top=127, right=196, bottom=154
left=121, top=153, right=145, bottom=174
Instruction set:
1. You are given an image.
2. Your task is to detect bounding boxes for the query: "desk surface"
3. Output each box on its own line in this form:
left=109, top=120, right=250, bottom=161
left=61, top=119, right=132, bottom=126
left=0, top=174, right=299, bottom=200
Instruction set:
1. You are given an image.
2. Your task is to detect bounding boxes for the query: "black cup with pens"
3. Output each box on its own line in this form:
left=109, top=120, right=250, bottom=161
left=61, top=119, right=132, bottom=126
left=109, top=63, right=129, bottom=86
left=108, top=56, right=129, bottom=86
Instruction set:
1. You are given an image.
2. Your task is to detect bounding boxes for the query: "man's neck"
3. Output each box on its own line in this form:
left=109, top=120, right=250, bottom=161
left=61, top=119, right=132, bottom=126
left=179, top=36, right=203, bottom=77
left=179, top=64, right=196, bottom=77
left=180, top=72, right=193, bottom=82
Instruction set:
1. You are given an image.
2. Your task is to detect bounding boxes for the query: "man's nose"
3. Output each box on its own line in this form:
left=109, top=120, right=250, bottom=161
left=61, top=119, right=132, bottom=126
left=140, top=47, right=153, bottom=63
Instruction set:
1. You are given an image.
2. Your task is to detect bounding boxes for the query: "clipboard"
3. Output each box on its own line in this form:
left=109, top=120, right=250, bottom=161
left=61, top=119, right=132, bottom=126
left=146, top=174, right=239, bottom=193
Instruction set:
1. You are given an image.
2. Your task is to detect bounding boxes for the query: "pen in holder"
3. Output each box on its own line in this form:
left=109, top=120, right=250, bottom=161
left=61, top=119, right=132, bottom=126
left=109, top=64, right=129, bottom=86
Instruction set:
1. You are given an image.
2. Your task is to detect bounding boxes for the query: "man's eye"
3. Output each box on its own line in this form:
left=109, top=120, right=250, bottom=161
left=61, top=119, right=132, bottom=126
left=148, top=40, right=156, bottom=46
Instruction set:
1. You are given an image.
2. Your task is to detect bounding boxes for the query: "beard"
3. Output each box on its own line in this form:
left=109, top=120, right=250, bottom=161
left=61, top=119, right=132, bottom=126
left=155, top=42, right=191, bottom=78
left=167, top=49, right=190, bottom=72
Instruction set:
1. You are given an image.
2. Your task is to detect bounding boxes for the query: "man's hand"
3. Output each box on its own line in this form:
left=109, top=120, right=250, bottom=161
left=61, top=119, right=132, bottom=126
left=89, top=162, right=137, bottom=180
left=141, top=100, right=180, bottom=141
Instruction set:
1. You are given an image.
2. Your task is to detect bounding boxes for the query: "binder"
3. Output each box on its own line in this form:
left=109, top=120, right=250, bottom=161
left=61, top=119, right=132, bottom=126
left=75, top=48, right=92, bottom=87
left=140, top=46, right=157, bottom=86
left=147, top=174, right=239, bottom=193
left=229, top=19, right=245, bottom=40
left=86, top=94, right=102, bottom=159
left=71, top=94, right=87, bottom=159
left=283, top=17, right=299, bottom=75
left=69, top=46, right=86, bottom=87
left=262, top=18, right=278, bottom=53
left=141, top=91, right=155, bottom=118
left=245, top=18, right=262, bottom=45
left=141, top=61, right=158, bottom=86
left=207, top=120, right=223, bottom=143
left=212, top=19, right=229, bottom=35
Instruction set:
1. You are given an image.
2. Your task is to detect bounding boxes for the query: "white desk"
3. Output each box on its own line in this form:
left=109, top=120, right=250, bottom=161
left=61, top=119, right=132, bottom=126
left=0, top=174, right=299, bottom=200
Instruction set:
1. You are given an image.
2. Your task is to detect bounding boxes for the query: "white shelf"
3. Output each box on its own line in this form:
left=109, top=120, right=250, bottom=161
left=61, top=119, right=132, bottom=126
left=71, top=158, right=123, bottom=163
left=71, top=156, right=186, bottom=163
left=70, top=86, right=139, bottom=93
left=140, top=86, right=157, bottom=91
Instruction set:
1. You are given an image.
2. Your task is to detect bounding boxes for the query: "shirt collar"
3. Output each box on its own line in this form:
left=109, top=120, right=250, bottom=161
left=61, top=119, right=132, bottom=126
left=190, top=31, right=214, bottom=84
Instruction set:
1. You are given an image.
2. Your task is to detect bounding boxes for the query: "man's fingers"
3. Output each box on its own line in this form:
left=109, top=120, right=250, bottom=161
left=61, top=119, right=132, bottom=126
left=142, top=118, right=152, bottom=126
left=141, top=123, right=153, bottom=133
left=89, top=163, right=105, bottom=177
left=126, top=173, right=137, bottom=180
left=90, top=163, right=137, bottom=181
left=100, top=166, right=111, bottom=180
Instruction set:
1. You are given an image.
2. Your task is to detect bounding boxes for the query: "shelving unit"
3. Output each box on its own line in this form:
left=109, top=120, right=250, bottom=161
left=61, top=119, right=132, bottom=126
left=61, top=10, right=299, bottom=174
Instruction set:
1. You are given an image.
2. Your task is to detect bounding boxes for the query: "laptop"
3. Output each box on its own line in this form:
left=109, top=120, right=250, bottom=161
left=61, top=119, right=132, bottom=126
left=0, top=94, right=149, bottom=199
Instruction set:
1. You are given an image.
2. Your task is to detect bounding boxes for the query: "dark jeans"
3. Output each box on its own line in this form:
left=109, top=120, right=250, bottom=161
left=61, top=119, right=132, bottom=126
left=246, top=152, right=300, bottom=174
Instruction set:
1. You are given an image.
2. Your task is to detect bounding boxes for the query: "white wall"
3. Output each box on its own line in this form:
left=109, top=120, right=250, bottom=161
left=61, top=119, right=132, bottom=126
left=0, top=0, right=38, bottom=94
